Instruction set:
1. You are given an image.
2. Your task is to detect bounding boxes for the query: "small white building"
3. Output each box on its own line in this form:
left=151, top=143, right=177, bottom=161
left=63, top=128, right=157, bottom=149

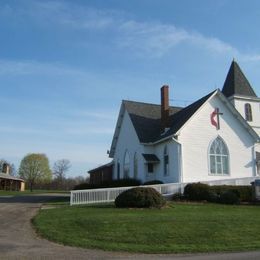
left=107, top=60, right=260, bottom=184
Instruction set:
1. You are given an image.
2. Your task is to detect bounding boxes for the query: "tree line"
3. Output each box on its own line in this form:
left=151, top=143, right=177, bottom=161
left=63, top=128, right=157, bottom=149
left=1, top=154, right=87, bottom=191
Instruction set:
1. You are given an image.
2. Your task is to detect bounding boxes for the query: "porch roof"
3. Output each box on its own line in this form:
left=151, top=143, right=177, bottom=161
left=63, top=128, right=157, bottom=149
left=0, top=173, right=24, bottom=182
left=142, top=154, right=160, bottom=163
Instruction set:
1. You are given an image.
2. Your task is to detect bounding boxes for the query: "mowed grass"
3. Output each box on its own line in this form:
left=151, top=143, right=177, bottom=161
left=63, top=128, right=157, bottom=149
left=32, top=203, right=260, bottom=253
left=0, top=190, right=69, bottom=196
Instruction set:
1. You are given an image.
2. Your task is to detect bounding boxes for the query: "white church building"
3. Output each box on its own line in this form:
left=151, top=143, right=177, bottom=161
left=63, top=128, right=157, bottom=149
left=107, top=61, right=260, bottom=184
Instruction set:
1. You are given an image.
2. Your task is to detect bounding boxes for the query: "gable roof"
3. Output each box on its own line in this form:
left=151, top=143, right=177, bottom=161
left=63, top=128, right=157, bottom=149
left=123, top=100, right=182, bottom=143
left=124, top=90, right=215, bottom=144
left=222, top=60, right=257, bottom=98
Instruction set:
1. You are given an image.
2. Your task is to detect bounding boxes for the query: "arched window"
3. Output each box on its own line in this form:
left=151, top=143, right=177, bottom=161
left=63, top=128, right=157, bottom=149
left=209, top=136, right=229, bottom=175
left=117, top=160, right=120, bottom=179
left=164, top=146, right=169, bottom=176
left=245, top=103, right=253, bottom=121
left=123, top=151, right=130, bottom=178
left=133, top=153, right=138, bottom=179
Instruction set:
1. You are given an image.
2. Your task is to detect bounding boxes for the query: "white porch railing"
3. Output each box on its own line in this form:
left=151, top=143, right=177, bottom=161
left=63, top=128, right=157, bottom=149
left=70, top=176, right=258, bottom=206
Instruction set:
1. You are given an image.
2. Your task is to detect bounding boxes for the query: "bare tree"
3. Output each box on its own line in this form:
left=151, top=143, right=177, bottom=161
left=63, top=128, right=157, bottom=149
left=53, top=159, right=71, bottom=189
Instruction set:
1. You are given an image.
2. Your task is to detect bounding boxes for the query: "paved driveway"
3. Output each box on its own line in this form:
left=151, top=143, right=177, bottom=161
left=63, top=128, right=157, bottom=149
left=0, top=194, right=260, bottom=260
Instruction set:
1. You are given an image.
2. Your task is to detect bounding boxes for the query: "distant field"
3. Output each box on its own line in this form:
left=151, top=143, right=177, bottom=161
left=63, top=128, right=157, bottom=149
left=33, top=203, right=260, bottom=253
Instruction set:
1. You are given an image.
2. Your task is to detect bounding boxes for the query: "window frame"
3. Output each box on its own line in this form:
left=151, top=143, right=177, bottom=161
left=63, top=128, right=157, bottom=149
left=147, top=163, right=154, bottom=173
left=208, top=136, right=230, bottom=176
left=133, top=152, right=138, bottom=179
left=245, top=103, right=253, bottom=122
left=163, top=146, right=169, bottom=176
left=123, top=150, right=130, bottom=178
left=117, top=160, right=120, bottom=180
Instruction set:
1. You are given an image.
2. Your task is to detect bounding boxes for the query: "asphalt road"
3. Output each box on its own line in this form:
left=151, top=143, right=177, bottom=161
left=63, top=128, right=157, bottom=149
left=0, top=194, right=260, bottom=260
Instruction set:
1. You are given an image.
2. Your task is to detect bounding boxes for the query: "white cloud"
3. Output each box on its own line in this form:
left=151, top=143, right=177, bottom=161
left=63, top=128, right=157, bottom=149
left=4, top=0, right=120, bottom=30
left=118, top=20, right=236, bottom=57
left=2, top=1, right=260, bottom=61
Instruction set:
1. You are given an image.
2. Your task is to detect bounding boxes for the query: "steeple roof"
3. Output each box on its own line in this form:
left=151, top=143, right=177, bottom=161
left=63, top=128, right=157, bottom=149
left=222, top=60, right=257, bottom=98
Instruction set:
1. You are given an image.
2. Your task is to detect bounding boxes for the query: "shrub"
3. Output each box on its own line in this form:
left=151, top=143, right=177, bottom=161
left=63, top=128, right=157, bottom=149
left=210, top=185, right=252, bottom=202
left=219, top=191, right=239, bottom=205
left=207, top=191, right=219, bottom=203
left=184, top=183, right=211, bottom=201
left=115, top=187, right=166, bottom=208
left=143, top=180, right=164, bottom=185
left=171, top=192, right=184, bottom=201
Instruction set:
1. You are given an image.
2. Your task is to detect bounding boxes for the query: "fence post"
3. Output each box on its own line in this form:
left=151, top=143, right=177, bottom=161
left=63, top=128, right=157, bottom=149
left=107, top=190, right=110, bottom=202
left=70, top=191, right=73, bottom=206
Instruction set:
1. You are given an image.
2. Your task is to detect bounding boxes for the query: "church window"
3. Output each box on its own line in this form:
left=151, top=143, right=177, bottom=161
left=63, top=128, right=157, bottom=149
left=133, top=152, right=138, bottom=179
left=245, top=103, right=253, bottom=121
left=123, top=151, right=130, bottom=178
left=164, top=146, right=169, bottom=176
left=209, top=137, right=229, bottom=175
left=117, top=161, right=120, bottom=179
left=148, top=163, right=154, bottom=173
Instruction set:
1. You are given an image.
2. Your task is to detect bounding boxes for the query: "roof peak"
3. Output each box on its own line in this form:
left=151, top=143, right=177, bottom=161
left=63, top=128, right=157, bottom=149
left=222, top=60, right=257, bottom=98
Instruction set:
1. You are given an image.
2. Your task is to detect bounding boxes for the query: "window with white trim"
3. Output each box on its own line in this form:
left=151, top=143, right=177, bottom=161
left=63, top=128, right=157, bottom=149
left=133, top=153, right=138, bottom=179
left=117, top=160, right=120, bottom=179
left=245, top=103, right=253, bottom=122
left=209, top=137, right=229, bottom=175
left=164, top=146, right=169, bottom=176
left=123, top=151, right=130, bottom=178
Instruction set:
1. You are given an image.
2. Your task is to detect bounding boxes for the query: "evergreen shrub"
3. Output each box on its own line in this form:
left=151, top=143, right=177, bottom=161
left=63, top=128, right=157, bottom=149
left=115, top=187, right=166, bottom=208
left=210, top=185, right=252, bottom=202
left=184, top=183, right=211, bottom=201
left=219, top=191, right=240, bottom=204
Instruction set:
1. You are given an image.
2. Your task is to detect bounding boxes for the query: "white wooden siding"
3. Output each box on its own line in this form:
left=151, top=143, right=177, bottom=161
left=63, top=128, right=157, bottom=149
left=179, top=95, right=256, bottom=183
left=113, top=111, right=145, bottom=182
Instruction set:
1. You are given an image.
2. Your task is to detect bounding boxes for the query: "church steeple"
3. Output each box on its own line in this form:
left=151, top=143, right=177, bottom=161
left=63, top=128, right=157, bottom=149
left=222, top=60, right=257, bottom=98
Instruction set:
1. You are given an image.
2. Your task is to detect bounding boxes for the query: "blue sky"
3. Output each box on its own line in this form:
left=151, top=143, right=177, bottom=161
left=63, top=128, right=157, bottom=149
left=1, top=0, right=260, bottom=177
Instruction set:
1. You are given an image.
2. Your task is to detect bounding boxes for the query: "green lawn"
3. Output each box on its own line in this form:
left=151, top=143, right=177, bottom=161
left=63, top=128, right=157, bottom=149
left=32, top=203, right=260, bottom=253
left=0, top=190, right=70, bottom=196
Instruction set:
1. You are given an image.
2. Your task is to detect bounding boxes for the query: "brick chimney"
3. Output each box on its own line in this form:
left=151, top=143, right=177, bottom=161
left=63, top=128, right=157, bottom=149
left=161, top=85, right=170, bottom=131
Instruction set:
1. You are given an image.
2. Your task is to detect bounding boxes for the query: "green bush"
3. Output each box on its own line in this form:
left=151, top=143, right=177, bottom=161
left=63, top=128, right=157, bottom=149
left=184, top=183, right=211, bottom=201
left=219, top=191, right=239, bottom=205
left=143, top=180, right=164, bottom=185
left=115, top=187, right=166, bottom=208
left=207, top=192, right=219, bottom=203
left=210, top=185, right=252, bottom=202
left=171, top=192, right=184, bottom=201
